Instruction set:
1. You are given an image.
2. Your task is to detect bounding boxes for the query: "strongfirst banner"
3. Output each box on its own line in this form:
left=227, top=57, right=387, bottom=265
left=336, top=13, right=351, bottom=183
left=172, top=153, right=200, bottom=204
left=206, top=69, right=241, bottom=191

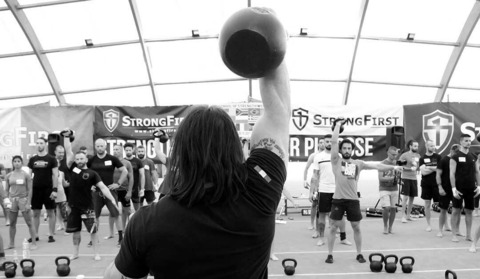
left=289, top=105, right=403, bottom=161
left=94, top=106, right=191, bottom=163
left=0, top=106, right=94, bottom=168
left=403, top=103, right=480, bottom=156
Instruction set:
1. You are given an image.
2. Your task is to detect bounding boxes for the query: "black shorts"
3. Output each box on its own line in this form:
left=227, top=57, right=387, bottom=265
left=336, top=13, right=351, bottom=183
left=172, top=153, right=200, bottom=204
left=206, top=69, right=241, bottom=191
left=475, top=195, right=480, bottom=208
left=116, top=190, right=131, bottom=208
left=66, top=207, right=97, bottom=234
left=401, top=179, right=418, bottom=197
left=92, top=191, right=120, bottom=218
left=438, top=190, right=453, bottom=210
left=452, top=188, right=476, bottom=210
left=329, top=199, right=362, bottom=222
left=31, top=188, right=56, bottom=210
left=421, top=184, right=439, bottom=202
left=317, top=192, right=334, bottom=213
left=140, top=190, right=156, bottom=204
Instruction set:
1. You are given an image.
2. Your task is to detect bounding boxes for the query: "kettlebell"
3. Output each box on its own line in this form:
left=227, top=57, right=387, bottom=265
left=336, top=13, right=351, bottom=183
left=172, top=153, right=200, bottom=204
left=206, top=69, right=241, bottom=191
left=60, top=129, right=75, bottom=143
left=55, top=256, right=71, bottom=277
left=331, top=118, right=345, bottom=134
left=368, top=253, right=384, bottom=272
left=445, top=269, right=457, bottom=279
left=282, top=258, right=297, bottom=276
left=400, top=256, right=415, bottom=274
left=384, top=254, right=398, bottom=273
left=20, top=259, right=35, bottom=277
left=3, top=261, right=17, bottom=278
left=153, top=129, right=169, bottom=143
left=219, top=7, right=287, bottom=78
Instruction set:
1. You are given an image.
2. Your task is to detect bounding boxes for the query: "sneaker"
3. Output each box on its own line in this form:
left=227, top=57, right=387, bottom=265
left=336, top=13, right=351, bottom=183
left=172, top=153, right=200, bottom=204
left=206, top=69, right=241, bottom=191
left=29, top=244, right=38, bottom=250
left=356, top=254, right=366, bottom=263
left=87, top=241, right=93, bottom=247
left=316, top=239, right=325, bottom=246
left=401, top=217, right=407, bottom=223
left=325, top=255, right=334, bottom=264
left=28, top=237, right=39, bottom=243
left=56, top=226, right=64, bottom=231
left=48, top=236, right=55, bottom=243
left=94, top=254, right=101, bottom=261
left=340, top=239, right=352, bottom=246
left=312, top=231, right=320, bottom=238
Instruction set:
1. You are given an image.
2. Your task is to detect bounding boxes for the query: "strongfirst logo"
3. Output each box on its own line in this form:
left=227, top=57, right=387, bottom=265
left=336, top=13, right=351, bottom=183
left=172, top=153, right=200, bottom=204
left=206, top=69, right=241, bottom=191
left=422, top=110, right=454, bottom=154
left=103, top=109, right=120, bottom=133
left=292, top=108, right=309, bottom=131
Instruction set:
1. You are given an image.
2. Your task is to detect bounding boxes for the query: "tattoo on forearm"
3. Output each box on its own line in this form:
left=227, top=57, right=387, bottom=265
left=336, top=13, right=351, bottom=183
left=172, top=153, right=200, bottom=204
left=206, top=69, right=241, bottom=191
left=251, top=138, right=285, bottom=159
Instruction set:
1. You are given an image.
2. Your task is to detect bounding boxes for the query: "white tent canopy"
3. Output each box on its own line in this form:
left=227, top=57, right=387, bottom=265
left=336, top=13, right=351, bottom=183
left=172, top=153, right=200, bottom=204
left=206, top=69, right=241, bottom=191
left=1, top=0, right=480, bottom=107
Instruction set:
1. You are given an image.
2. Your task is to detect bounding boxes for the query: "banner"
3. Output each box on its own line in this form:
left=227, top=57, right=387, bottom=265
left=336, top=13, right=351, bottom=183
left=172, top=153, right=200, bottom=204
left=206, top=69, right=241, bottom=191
left=221, top=102, right=264, bottom=139
left=0, top=106, right=94, bottom=169
left=289, top=105, right=403, bottom=161
left=94, top=106, right=191, bottom=162
left=403, top=103, right=480, bottom=156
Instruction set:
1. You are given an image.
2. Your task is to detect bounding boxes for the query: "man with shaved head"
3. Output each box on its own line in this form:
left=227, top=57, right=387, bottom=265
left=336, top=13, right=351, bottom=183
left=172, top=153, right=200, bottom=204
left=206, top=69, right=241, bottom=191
left=87, top=138, right=127, bottom=247
left=419, top=140, right=442, bottom=232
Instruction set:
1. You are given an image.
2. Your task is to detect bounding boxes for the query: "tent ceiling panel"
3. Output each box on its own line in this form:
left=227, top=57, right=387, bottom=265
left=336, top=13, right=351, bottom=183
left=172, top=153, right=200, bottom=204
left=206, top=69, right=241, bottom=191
left=47, top=44, right=149, bottom=92
left=138, top=0, right=245, bottom=39
left=449, top=46, right=480, bottom=88
left=444, top=88, right=480, bottom=102
left=0, top=11, right=32, bottom=54
left=0, top=55, right=52, bottom=96
left=64, top=85, right=154, bottom=106
left=154, top=80, right=249, bottom=106
left=353, top=40, right=453, bottom=86
left=252, top=0, right=362, bottom=37
left=24, top=0, right=137, bottom=50
left=348, top=82, right=437, bottom=105
left=0, top=95, right=58, bottom=107
left=287, top=38, right=354, bottom=80
left=362, top=0, right=473, bottom=42
left=148, top=39, right=237, bottom=83
left=251, top=80, right=346, bottom=106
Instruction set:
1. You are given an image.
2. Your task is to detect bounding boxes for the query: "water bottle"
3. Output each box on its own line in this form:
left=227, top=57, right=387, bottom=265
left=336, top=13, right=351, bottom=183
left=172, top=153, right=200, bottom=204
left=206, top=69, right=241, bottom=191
left=13, top=249, right=19, bottom=264
left=22, top=238, right=30, bottom=259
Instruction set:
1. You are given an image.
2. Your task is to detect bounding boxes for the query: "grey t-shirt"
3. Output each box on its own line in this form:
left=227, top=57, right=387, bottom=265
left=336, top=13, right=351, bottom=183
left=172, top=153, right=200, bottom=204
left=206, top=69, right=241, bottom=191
left=332, top=158, right=366, bottom=200
left=399, top=151, right=420, bottom=180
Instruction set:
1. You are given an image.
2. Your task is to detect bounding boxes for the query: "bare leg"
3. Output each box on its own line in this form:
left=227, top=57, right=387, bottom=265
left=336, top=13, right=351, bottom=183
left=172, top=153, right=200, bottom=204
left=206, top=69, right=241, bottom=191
left=388, top=207, right=396, bottom=233
left=451, top=208, right=461, bottom=242
left=469, top=224, right=480, bottom=252
left=8, top=211, right=18, bottom=248
left=407, top=197, right=415, bottom=220
left=47, top=209, right=56, bottom=239
left=326, top=220, right=340, bottom=263
left=316, top=213, right=327, bottom=246
left=105, top=217, right=115, bottom=239
left=424, top=199, right=432, bottom=231
left=91, top=233, right=101, bottom=260
left=438, top=209, right=447, bottom=237
left=401, top=195, right=408, bottom=222
left=70, top=231, right=81, bottom=260
left=56, top=205, right=64, bottom=230
left=351, top=221, right=362, bottom=255
left=465, top=209, right=473, bottom=241
left=32, top=209, right=41, bottom=238
left=382, top=207, right=389, bottom=234
left=22, top=210, right=37, bottom=248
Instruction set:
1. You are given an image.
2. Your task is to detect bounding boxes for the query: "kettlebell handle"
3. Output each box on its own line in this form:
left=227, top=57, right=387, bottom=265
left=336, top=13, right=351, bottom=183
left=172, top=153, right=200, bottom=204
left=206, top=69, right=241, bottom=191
left=2, top=261, right=16, bottom=269
left=384, top=254, right=399, bottom=264
left=20, top=259, right=35, bottom=268
left=400, top=256, right=414, bottom=266
left=445, top=269, right=457, bottom=279
left=282, top=258, right=297, bottom=268
left=369, top=253, right=385, bottom=262
left=55, top=256, right=70, bottom=266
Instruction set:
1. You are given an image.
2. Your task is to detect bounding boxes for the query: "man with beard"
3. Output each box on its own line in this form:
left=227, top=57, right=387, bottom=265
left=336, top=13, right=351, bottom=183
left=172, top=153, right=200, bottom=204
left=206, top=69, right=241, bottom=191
left=419, top=140, right=442, bottom=232
left=123, top=143, right=145, bottom=211
left=54, top=145, right=69, bottom=232
left=137, top=145, right=158, bottom=205
left=64, top=141, right=119, bottom=261
left=28, top=137, right=58, bottom=243
left=450, top=134, right=480, bottom=242
left=378, top=146, right=400, bottom=234
left=326, top=118, right=402, bottom=264
left=304, top=137, right=325, bottom=231
left=310, top=134, right=351, bottom=246
left=399, top=140, right=421, bottom=223
left=87, top=139, right=127, bottom=247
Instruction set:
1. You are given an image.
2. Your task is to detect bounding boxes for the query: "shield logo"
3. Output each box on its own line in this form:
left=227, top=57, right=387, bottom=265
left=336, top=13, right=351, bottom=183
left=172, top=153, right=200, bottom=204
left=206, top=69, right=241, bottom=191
left=292, top=108, right=309, bottom=131
left=422, top=110, right=454, bottom=154
left=103, top=109, right=120, bottom=133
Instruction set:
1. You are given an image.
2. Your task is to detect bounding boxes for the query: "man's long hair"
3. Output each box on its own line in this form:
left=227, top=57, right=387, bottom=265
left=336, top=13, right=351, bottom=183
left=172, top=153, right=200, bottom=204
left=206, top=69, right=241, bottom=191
left=166, top=106, right=247, bottom=207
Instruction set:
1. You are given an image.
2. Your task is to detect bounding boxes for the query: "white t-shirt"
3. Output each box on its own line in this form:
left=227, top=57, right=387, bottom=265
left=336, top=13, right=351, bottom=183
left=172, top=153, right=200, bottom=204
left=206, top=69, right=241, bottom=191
left=314, top=151, right=336, bottom=193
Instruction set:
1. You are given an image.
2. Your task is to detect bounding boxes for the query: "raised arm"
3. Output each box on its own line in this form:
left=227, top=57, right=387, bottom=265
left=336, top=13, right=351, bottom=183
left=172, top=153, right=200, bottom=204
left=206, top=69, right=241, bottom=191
left=63, top=131, right=75, bottom=168
left=153, top=131, right=167, bottom=165
left=331, top=119, right=343, bottom=164
left=250, top=61, right=291, bottom=165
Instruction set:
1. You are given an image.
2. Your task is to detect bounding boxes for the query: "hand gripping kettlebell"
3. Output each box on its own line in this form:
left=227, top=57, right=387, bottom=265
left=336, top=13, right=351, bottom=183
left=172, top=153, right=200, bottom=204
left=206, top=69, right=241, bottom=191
left=400, top=256, right=415, bottom=274
left=55, top=256, right=71, bottom=277
left=20, top=259, right=35, bottom=277
left=3, top=261, right=17, bottom=278
left=331, top=118, right=345, bottom=134
left=445, top=269, right=457, bottom=279
left=384, top=254, right=398, bottom=273
left=153, top=129, right=169, bottom=143
left=369, top=253, right=384, bottom=272
left=282, top=258, right=297, bottom=276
